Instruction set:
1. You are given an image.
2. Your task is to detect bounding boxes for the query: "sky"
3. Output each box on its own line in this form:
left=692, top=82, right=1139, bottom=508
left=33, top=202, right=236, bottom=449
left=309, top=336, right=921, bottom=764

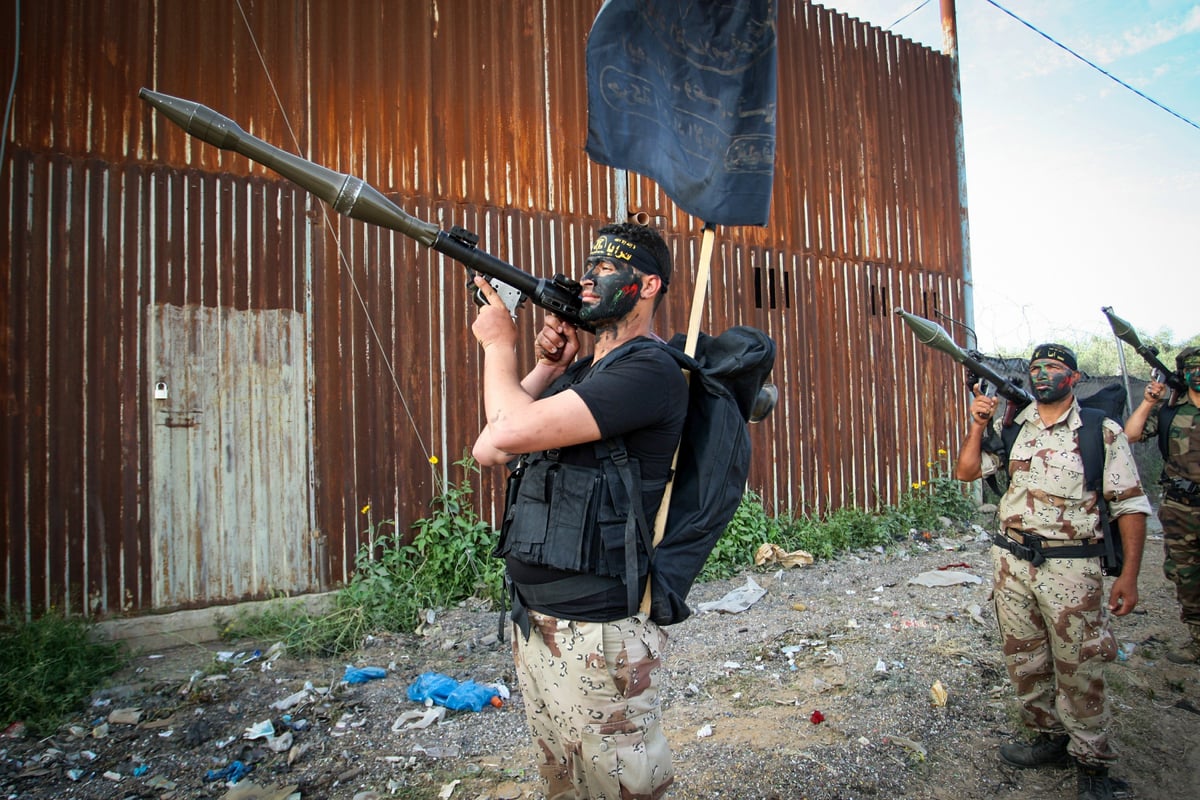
left=824, top=0, right=1199, bottom=354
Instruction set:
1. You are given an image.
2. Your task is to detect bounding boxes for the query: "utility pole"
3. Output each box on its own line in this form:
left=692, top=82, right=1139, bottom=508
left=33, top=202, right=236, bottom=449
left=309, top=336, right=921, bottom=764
left=941, top=0, right=975, bottom=349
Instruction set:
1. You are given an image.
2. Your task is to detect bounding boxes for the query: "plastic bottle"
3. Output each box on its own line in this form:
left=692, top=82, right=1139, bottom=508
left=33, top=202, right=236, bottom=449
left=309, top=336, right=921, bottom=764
left=406, top=671, right=501, bottom=711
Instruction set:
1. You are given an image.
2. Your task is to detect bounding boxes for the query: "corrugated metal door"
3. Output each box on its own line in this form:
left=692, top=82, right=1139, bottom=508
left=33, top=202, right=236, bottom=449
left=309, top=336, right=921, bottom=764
left=146, top=304, right=315, bottom=607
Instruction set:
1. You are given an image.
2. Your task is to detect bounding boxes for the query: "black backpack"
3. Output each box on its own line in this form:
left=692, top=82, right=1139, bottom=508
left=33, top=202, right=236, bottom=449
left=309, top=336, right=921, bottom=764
left=1156, top=402, right=1184, bottom=459
left=988, top=384, right=1126, bottom=576
left=602, top=326, right=776, bottom=625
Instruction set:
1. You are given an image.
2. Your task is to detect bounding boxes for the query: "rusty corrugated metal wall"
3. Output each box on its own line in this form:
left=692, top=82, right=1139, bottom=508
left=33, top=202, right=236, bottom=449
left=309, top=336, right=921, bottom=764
left=0, top=0, right=969, bottom=616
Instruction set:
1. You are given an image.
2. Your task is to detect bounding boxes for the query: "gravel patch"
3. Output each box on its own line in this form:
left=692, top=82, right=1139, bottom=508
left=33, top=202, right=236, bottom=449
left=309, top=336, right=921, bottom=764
left=3, top=520, right=1198, bottom=799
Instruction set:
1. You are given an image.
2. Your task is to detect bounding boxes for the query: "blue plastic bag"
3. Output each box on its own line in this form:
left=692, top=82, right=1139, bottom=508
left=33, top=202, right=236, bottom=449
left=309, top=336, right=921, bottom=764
left=204, top=760, right=251, bottom=784
left=406, top=671, right=458, bottom=705
left=407, top=671, right=499, bottom=711
left=343, top=665, right=387, bottom=684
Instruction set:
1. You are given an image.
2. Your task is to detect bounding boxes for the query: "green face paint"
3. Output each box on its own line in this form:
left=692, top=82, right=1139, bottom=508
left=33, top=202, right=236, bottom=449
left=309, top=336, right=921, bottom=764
left=578, top=260, right=641, bottom=324
left=1185, top=368, right=1200, bottom=392
left=1029, top=359, right=1074, bottom=403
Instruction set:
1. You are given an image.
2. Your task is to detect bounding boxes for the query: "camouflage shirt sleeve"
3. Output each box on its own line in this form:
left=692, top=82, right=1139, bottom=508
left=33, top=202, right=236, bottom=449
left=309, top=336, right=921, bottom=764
left=1100, top=418, right=1152, bottom=518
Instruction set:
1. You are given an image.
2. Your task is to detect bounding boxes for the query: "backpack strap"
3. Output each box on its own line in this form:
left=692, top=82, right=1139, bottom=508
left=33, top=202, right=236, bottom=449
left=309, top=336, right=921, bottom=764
left=1157, top=402, right=1183, bottom=460
left=1076, top=407, right=1120, bottom=572
left=602, top=436, right=655, bottom=617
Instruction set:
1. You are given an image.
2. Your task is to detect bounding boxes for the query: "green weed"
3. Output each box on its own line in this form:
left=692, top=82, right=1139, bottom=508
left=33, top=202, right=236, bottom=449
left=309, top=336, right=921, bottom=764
left=0, top=609, right=127, bottom=735
left=223, top=453, right=503, bottom=657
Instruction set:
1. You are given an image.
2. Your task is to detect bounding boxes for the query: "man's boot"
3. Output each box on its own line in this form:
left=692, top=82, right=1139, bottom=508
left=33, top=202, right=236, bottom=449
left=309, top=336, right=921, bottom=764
left=1076, top=760, right=1120, bottom=800
left=1165, top=624, right=1200, bottom=665
left=999, top=732, right=1071, bottom=768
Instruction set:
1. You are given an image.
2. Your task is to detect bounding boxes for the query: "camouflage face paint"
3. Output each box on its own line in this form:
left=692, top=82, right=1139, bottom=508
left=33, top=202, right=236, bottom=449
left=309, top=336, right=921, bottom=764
left=1184, top=368, right=1200, bottom=392
left=578, top=261, right=641, bottom=324
left=1029, top=359, right=1075, bottom=403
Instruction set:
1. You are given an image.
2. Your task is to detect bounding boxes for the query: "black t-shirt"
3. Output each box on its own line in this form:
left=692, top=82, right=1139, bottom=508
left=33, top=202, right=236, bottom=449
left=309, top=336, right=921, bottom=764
left=506, top=337, right=688, bottom=620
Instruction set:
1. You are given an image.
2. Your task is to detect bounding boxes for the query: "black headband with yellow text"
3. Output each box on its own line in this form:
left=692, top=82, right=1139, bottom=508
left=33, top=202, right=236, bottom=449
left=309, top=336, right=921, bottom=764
left=587, top=234, right=668, bottom=285
left=1030, top=343, right=1078, bottom=371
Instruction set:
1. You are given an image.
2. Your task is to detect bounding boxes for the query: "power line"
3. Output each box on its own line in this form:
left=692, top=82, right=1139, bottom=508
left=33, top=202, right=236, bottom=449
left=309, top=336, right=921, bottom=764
left=889, top=0, right=931, bottom=30
left=984, top=0, right=1200, bottom=132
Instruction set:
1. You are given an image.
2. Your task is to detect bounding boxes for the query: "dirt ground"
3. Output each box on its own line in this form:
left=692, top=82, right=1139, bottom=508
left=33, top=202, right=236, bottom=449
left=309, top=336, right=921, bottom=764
left=3, top=514, right=1199, bottom=800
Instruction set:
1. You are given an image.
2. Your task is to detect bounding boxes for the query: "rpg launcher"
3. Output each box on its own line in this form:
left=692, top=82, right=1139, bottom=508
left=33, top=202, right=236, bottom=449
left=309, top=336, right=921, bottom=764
left=139, top=88, right=588, bottom=329
left=1102, top=306, right=1186, bottom=393
left=894, top=308, right=1035, bottom=408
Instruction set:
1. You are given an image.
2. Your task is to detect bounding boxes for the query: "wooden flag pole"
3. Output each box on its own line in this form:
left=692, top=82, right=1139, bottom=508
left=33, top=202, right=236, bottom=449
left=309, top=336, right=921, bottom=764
left=639, top=222, right=716, bottom=616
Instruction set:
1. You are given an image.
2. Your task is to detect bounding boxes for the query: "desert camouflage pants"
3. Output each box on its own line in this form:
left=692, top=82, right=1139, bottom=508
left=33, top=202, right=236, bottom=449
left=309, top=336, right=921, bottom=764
left=991, top=545, right=1118, bottom=765
left=512, top=611, right=673, bottom=800
left=1160, top=499, right=1200, bottom=627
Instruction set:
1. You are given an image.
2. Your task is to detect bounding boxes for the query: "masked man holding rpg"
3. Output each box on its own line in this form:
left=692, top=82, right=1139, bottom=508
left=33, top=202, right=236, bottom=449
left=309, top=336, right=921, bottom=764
left=470, top=222, right=687, bottom=799
left=954, top=343, right=1150, bottom=800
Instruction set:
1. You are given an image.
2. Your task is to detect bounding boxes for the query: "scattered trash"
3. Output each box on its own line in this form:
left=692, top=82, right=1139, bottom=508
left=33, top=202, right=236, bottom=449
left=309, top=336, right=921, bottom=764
left=392, top=707, right=446, bottom=732
left=696, top=576, right=767, bottom=614
left=266, top=731, right=293, bottom=752
left=696, top=724, right=714, bottom=738
left=437, top=778, right=461, bottom=799
left=874, top=659, right=888, bottom=674
left=343, top=665, right=388, bottom=684
left=106, top=708, right=142, bottom=725
left=260, top=641, right=286, bottom=672
left=220, top=780, right=299, bottom=799
left=204, top=760, right=252, bottom=784
left=937, top=562, right=972, bottom=570
left=1117, top=642, right=1136, bottom=662
left=145, top=775, right=177, bottom=791
left=908, top=569, right=982, bottom=587
left=885, top=734, right=927, bottom=761
left=271, top=685, right=314, bottom=711
left=930, top=680, right=948, bottom=707
left=406, top=672, right=502, bottom=712
left=966, top=603, right=987, bottom=625
left=754, top=542, right=814, bottom=568
left=243, top=719, right=276, bottom=740
left=809, top=709, right=825, bottom=724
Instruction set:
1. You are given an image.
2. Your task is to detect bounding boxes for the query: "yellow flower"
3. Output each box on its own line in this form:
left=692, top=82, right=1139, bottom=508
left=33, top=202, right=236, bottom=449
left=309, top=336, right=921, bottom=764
left=912, top=482, right=920, bottom=489
left=360, top=504, right=370, bottom=514
left=937, top=448, right=947, bottom=456
left=429, top=455, right=439, bottom=465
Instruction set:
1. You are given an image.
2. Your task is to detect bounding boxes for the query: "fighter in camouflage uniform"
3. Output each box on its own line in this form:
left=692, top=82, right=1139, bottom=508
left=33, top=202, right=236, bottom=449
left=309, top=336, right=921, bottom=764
left=955, top=343, right=1151, bottom=800
left=1124, top=346, right=1200, bottom=664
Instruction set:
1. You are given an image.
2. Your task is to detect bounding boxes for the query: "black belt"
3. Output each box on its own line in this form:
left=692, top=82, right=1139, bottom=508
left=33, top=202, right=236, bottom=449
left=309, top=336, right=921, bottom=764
left=991, top=530, right=1105, bottom=566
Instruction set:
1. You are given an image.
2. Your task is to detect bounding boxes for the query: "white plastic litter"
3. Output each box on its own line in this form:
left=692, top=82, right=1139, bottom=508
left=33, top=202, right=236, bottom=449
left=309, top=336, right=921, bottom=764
left=696, top=576, right=767, bottom=614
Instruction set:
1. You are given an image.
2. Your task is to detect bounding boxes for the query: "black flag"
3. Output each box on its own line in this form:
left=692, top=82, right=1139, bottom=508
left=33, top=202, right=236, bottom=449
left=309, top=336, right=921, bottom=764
left=585, top=0, right=778, bottom=227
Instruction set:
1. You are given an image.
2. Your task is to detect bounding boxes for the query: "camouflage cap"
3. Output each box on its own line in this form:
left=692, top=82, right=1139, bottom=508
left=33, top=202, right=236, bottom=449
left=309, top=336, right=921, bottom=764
left=1177, top=346, right=1200, bottom=370
left=1030, top=343, right=1077, bottom=371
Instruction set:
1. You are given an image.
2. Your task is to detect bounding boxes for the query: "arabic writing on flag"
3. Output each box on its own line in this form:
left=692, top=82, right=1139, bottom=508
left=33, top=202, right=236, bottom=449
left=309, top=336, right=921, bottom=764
left=585, top=0, right=778, bottom=227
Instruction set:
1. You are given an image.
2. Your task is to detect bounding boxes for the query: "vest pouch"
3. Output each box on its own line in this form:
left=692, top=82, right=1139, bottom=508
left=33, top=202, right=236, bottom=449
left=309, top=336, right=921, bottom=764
left=595, top=458, right=643, bottom=579
left=498, top=458, right=604, bottom=573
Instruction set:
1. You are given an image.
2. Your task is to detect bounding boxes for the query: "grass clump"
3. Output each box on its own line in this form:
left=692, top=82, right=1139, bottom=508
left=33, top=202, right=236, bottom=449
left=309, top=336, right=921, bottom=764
left=223, top=454, right=503, bottom=657
left=710, top=450, right=978, bottom=573
left=0, top=609, right=127, bottom=735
